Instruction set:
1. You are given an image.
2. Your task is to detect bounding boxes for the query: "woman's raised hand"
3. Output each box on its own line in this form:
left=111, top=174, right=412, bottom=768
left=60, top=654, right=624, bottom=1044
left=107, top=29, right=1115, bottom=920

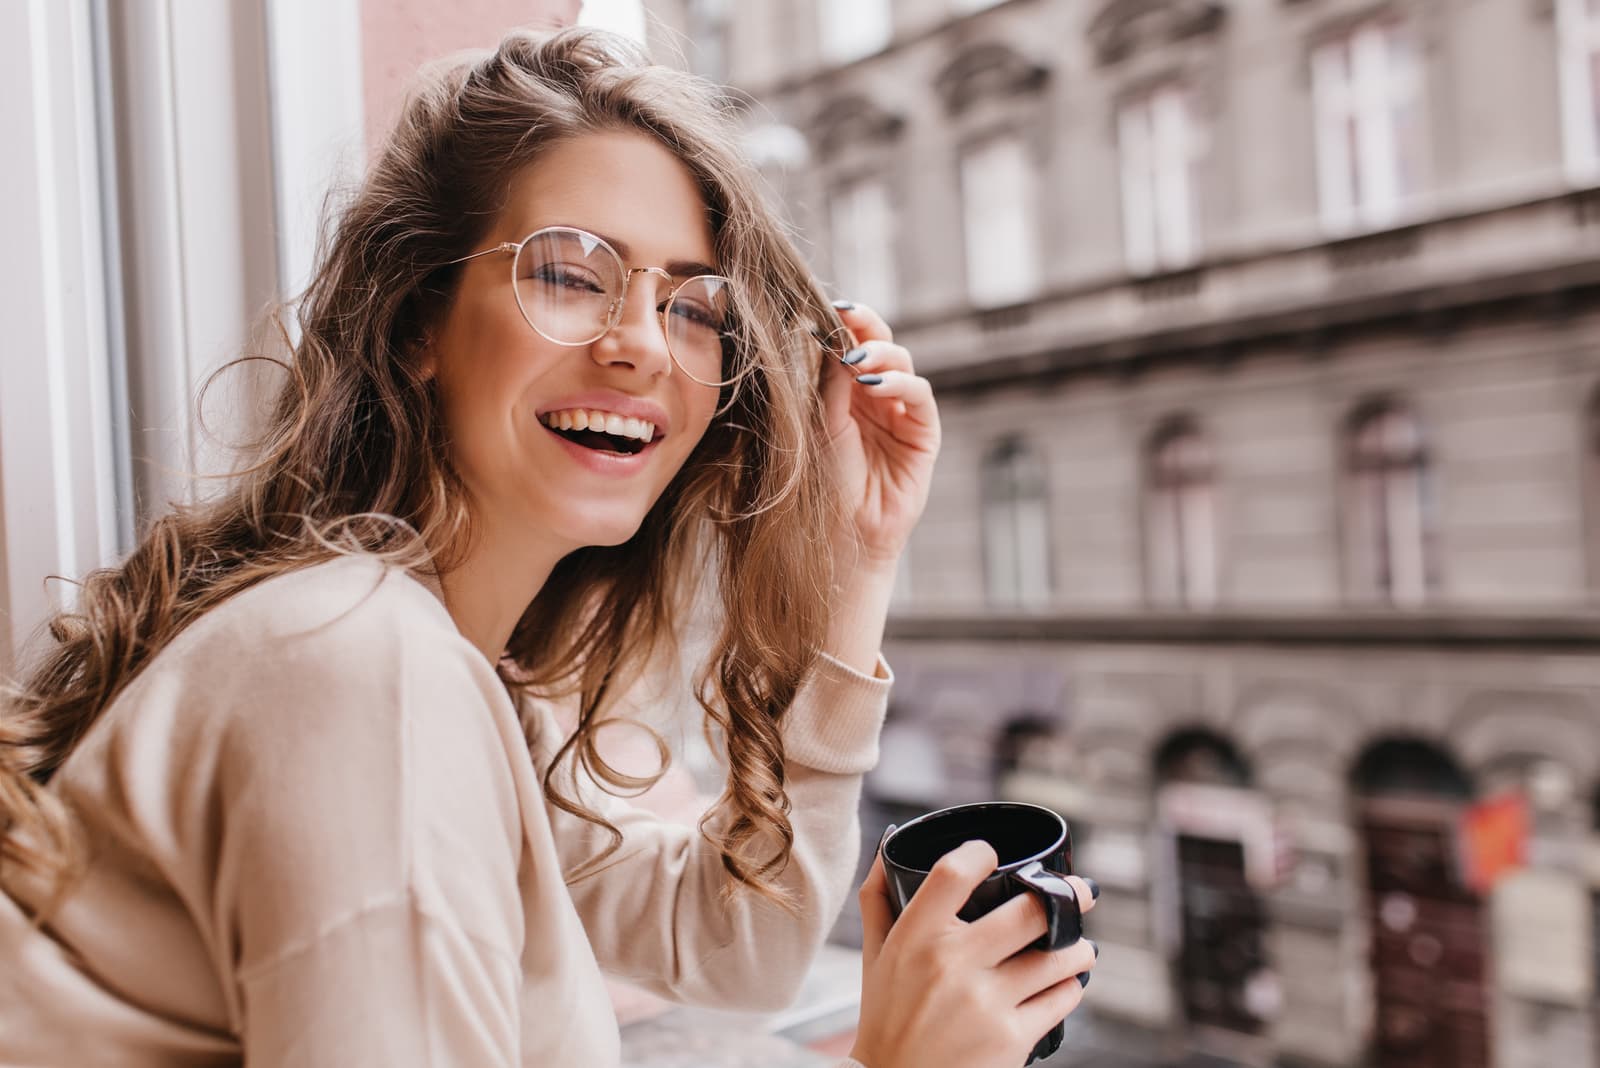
left=820, top=302, right=941, bottom=571
left=848, top=842, right=1100, bottom=1068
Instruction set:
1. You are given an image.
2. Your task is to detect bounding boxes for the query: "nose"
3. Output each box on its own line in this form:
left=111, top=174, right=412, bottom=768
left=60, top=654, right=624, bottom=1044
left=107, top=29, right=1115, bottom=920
left=590, top=267, right=674, bottom=378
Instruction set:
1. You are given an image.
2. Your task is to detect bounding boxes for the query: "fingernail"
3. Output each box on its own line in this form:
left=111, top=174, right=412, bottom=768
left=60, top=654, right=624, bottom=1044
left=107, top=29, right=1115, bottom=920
left=831, top=299, right=856, bottom=310
left=1076, top=971, right=1091, bottom=989
left=842, top=346, right=870, bottom=366
left=1088, top=939, right=1099, bottom=959
left=1083, top=876, right=1100, bottom=901
left=855, top=373, right=884, bottom=386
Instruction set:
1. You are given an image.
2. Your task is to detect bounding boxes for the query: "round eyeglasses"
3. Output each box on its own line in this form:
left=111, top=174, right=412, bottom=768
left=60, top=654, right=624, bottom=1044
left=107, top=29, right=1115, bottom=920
left=447, top=225, right=747, bottom=388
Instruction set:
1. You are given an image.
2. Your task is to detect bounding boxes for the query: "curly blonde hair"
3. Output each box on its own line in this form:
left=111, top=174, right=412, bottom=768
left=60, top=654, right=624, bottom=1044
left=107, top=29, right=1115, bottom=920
left=0, top=27, right=847, bottom=917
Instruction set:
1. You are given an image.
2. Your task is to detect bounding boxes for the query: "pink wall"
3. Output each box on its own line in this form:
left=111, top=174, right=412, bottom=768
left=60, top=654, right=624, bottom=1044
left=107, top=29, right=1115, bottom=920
left=360, top=0, right=582, bottom=149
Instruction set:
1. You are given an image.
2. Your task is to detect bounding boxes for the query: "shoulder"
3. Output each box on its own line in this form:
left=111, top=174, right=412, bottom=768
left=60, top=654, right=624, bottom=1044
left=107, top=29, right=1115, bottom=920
left=189, top=553, right=457, bottom=661
left=140, top=554, right=506, bottom=756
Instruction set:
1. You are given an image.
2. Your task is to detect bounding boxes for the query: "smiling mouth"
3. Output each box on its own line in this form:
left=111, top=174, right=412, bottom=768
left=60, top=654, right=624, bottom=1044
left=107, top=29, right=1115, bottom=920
left=539, top=409, right=661, bottom=456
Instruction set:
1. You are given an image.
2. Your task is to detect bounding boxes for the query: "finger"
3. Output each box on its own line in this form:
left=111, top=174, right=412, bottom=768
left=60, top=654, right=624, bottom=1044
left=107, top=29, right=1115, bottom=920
left=1067, top=875, right=1099, bottom=916
left=832, top=301, right=893, bottom=344
left=839, top=340, right=913, bottom=377
left=857, top=850, right=894, bottom=971
left=851, top=372, right=940, bottom=438
left=897, top=839, right=998, bottom=934
left=995, top=938, right=1098, bottom=1004
left=967, top=891, right=1051, bottom=966
left=1015, top=972, right=1088, bottom=1044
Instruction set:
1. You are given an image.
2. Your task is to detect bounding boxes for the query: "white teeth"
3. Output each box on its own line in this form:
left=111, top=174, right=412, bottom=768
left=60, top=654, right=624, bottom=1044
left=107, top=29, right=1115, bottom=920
left=541, top=408, right=659, bottom=443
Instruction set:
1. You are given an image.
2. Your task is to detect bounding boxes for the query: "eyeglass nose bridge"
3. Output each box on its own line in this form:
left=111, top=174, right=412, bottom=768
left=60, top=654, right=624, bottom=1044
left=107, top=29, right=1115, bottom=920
left=606, top=265, right=679, bottom=323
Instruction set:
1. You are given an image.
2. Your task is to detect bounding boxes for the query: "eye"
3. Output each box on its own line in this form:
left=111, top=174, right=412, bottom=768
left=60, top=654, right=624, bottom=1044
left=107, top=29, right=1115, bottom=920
left=528, top=261, right=606, bottom=293
left=668, top=298, right=725, bottom=331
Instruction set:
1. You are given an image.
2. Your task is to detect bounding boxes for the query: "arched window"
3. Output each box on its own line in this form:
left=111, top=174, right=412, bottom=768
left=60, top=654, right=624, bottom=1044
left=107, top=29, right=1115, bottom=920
left=1345, top=400, right=1434, bottom=605
left=1145, top=417, right=1217, bottom=608
left=981, top=436, right=1051, bottom=607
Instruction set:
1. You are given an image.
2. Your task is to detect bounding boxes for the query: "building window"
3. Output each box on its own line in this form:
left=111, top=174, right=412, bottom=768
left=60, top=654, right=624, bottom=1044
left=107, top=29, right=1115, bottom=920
left=960, top=136, right=1041, bottom=308
left=1345, top=401, right=1434, bottom=605
left=1119, top=84, right=1201, bottom=276
left=821, top=0, right=891, bottom=64
left=1145, top=418, right=1217, bottom=607
left=686, top=0, right=731, bottom=83
left=1311, top=18, right=1423, bottom=234
left=1558, top=0, right=1600, bottom=183
left=982, top=437, right=1052, bottom=607
left=830, top=176, right=898, bottom=319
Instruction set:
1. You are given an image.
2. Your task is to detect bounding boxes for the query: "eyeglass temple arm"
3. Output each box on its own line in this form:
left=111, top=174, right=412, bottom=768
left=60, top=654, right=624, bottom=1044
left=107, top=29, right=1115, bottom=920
left=444, top=241, right=520, bottom=266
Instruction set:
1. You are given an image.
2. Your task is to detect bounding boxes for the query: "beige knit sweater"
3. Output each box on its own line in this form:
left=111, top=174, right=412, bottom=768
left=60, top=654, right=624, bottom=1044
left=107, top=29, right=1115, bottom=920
left=0, top=556, right=890, bottom=1066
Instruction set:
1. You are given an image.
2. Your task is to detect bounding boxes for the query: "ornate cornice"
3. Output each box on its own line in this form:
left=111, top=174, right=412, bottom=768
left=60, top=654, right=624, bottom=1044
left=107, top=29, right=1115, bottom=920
left=1087, top=0, right=1228, bottom=65
left=807, top=94, right=906, bottom=157
left=933, top=41, right=1051, bottom=116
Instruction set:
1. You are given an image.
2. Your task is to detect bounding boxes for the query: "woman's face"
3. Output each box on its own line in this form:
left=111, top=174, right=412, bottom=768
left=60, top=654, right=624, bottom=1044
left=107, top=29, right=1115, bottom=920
left=424, top=130, right=724, bottom=557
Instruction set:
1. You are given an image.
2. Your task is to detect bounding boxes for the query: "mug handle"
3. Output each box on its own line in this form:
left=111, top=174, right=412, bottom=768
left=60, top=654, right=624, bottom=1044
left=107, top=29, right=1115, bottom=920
left=1008, top=861, right=1082, bottom=951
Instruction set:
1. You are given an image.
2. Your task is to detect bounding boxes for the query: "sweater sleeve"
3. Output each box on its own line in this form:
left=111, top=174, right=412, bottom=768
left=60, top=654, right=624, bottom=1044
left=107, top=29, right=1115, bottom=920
left=539, top=651, right=892, bottom=1013
left=203, top=589, right=527, bottom=1066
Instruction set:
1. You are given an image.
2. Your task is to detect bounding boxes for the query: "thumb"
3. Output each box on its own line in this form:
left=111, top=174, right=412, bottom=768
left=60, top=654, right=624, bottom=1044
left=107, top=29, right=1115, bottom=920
left=857, top=849, right=894, bottom=972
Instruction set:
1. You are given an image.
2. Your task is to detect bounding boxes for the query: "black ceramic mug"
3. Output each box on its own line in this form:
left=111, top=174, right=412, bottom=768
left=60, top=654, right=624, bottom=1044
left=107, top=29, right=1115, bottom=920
left=879, top=802, right=1080, bottom=1066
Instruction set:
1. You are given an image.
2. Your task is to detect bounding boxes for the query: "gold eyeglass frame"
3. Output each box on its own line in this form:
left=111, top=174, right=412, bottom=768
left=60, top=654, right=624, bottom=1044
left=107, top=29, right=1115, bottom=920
left=447, top=224, right=743, bottom=388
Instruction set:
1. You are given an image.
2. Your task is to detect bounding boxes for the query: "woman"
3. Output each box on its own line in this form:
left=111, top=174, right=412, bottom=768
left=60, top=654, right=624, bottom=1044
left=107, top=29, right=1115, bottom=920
left=0, top=28, right=1096, bottom=1068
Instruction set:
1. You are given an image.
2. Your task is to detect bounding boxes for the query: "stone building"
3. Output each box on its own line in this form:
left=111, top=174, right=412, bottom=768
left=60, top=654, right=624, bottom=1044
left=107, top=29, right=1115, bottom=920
left=654, top=1, right=1600, bottom=1065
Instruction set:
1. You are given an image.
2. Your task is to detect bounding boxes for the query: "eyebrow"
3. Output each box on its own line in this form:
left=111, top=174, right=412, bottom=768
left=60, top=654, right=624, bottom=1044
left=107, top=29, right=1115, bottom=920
left=587, top=229, right=721, bottom=279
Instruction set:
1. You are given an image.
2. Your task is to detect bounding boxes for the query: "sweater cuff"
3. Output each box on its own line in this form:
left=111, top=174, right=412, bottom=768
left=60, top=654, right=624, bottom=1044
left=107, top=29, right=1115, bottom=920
left=780, top=650, right=894, bottom=776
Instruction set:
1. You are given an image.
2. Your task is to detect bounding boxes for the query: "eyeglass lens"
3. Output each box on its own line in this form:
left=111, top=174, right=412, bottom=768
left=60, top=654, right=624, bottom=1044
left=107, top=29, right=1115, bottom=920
left=512, top=228, right=746, bottom=387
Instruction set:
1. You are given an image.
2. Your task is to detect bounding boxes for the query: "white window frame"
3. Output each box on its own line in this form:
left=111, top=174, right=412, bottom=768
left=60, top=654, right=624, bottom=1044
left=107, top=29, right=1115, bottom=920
left=960, top=136, right=1041, bottom=309
left=981, top=438, right=1052, bottom=608
left=1312, top=18, right=1422, bottom=234
left=830, top=175, right=899, bottom=319
left=0, top=0, right=123, bottom=674
left=0, top=0, right=365, bottom=674
left=1119, top=83, right=1201, bottom=276
left=1558, top=0, right=1600, bottom=184
left=820, top=0, right=891, bottom=65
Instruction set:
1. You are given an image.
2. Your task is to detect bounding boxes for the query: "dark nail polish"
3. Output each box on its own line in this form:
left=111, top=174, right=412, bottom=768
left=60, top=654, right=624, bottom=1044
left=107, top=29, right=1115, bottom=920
left=1088, top=939, right=1099, bottom=959
left=1083, top=876, right=1100, bottom=901
left=855, top=373, right=884, bottom=386
left=842, top=347, right=869, bottom=365
left=1076, top=971, right=1091, bottom=989
left=831, top=299, right=856, bottom=310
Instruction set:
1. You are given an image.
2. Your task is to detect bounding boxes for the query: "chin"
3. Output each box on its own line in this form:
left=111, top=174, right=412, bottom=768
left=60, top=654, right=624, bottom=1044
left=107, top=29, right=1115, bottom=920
left=558, top=514, right=649, bottom=552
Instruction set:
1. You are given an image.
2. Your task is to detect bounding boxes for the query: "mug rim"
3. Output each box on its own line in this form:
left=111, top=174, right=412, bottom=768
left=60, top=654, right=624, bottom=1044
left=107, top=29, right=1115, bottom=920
left=881, top=800, right=1068, bottom=876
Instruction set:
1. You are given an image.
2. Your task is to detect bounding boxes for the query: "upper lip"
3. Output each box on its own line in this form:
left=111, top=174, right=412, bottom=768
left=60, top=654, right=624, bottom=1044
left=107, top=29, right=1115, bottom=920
left=537, top=392, right=671, bottom=438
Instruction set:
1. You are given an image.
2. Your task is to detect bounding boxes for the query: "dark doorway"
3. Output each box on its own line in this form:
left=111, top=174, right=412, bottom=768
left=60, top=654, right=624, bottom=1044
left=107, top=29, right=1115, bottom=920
left=1354, top=740, right=1489, bottom=1068
left=1175, top=834, right=1269, bottom=1035
left=1155, top=730, right=1271, bottom=1041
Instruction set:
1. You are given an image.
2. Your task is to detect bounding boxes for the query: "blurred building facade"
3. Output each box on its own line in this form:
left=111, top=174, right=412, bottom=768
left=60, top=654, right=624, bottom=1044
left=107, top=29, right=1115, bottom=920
left=660, top=1, right=1600, bottom=1066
